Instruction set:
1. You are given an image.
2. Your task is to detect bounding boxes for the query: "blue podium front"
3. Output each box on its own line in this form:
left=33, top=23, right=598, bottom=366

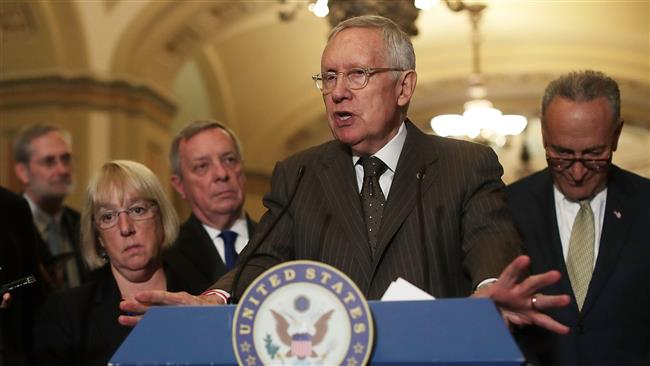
left=110, top=298, right=523, bottom=365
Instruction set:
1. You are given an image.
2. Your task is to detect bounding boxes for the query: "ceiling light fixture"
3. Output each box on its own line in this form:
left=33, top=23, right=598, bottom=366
left=430, top=2, right=527, bottom=146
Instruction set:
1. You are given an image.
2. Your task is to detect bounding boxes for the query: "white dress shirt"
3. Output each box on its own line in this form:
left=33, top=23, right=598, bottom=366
left=553, top=186, right=607, bottom=268
left=24, top=194, right=64, bottom=251
left=202, top=215, right=250, bottom=264
left=352, top=122, right=407, bottom=198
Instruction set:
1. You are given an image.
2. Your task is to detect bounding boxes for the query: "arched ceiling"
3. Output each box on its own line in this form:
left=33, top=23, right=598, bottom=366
left=162, top=1, right=649, bottom=173
left=2, top=0, right=648, bottom=175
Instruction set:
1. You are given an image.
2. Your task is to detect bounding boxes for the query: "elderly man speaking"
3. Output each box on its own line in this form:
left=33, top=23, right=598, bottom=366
left=121, top=15, right=570, bottom=336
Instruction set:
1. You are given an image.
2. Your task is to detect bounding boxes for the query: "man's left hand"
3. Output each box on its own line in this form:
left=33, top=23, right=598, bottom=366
left=1, top=292, right=10, bottom=308
left=473, top=255, right=571, bottom=334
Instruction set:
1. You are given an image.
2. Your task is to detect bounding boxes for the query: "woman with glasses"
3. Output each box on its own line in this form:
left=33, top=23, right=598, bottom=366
left=33, top=160, right=191, bottom=366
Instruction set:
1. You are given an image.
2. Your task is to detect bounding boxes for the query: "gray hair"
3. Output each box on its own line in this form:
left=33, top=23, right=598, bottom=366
left=169, top=120, right=243, bottom=177
left=542, top=70, right=621, bottom=125
left=328, top=15, right=416, bottom=71
left=12, top=124, right=72, bottom=164
left=81, top=160, right=179, bottom=270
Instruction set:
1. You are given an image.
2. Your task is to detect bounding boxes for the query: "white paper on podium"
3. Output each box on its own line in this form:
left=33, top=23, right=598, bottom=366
left=380, top=277, right=436, bottom=301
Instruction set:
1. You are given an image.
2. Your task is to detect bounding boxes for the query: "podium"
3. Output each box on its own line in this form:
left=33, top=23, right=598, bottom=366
left=110, top=298, right=523, bottom=365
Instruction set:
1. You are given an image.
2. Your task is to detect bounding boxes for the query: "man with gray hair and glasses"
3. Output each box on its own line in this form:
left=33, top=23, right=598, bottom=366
left=506, top=70, right=650, bottom=365
left=121, top=15, right=571, bottom=338
left=13, top=124, right=87, bottom=291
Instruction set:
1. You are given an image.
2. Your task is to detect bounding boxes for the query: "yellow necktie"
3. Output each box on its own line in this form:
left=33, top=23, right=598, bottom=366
left=566, top=200, right=595, bottom=310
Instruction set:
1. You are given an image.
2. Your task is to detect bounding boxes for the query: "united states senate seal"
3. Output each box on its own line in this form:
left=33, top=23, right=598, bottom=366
left=232, top=260, right=374, bottom=366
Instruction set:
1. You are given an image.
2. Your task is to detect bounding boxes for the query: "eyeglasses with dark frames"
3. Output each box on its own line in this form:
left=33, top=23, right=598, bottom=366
left=312, top=67, right=405, bottom=94
left=546, top=155, right=612, bottom=172
left=94, top=201, right=158, bottom=230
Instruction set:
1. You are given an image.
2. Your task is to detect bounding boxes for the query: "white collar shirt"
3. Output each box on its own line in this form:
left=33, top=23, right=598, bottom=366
left=553, top=186, right=607, bottom=269
left=202, top=215, right=250, bottom=264
left=24, top=193, right=63, bottom=239
left=352, top=122, right=407, bottom=199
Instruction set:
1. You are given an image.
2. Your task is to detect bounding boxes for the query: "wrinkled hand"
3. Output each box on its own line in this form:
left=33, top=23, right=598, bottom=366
left=1, top=292, right=11, bottom=309
left=473, top=255, right=571, bottom=334
left=118, top=290, right=225, bottom=327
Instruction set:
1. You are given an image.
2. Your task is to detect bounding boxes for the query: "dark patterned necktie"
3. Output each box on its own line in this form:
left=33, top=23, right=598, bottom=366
left=219, top=230, right=239, bottom=271
left=359, top=157, right=388, bottom=256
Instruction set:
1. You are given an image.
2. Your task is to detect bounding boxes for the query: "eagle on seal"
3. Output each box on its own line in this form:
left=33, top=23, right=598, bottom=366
left=271, top=309, right=334, bottom=359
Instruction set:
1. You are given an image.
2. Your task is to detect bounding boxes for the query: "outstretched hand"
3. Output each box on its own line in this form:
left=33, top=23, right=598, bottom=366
left=1, top=292, right=10, bottom=308
left=118, top=290, right=225, bottom=327
left=473, top=255, right=571, bottom=334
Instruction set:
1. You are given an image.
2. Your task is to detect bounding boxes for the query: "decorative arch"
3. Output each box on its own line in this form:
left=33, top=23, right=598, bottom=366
left=1, top=0, right=88, bottom=73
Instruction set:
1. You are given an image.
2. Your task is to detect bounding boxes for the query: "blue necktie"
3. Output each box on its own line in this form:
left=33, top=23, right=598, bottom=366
left=220, top=230, right=239, bottom=271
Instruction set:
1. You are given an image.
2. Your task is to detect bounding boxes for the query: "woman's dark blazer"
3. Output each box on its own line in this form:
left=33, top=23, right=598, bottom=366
left=33, top=263, right=191, bottom=366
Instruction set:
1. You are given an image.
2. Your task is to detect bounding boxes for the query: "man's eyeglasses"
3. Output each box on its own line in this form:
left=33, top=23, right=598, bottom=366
left=35, top=153, right=72, bottom=168
left=95, top=202, right=158, bottom=230
left=546, top=155, right=612, bottom=172
left=312, top=67, right=405, bottom=94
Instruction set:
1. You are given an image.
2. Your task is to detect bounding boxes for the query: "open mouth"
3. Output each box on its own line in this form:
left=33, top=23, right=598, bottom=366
left=334, top=111, right=352, bottom=122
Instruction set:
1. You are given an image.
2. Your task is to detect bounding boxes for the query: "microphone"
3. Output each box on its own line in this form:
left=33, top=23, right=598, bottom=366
left=230, top=165, right=306, bottom=304
left=0, top=275, right=36, bottom=295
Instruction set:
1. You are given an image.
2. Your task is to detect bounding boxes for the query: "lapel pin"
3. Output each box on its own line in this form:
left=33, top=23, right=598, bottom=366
left=613, top=210, right=622, bottom=219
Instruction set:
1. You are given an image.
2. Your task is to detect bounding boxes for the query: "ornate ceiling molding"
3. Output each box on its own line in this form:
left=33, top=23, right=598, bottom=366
left=0, top=75, right=177, bottom=128
left=0, top=2, right=37, bottom=38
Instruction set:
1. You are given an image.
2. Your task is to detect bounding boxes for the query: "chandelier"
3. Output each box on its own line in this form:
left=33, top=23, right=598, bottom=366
left=429, top=2, right=527, bottom=146
left=281, top=0, right=527, bottom=146
left=280, top=0, right=422, bottom=36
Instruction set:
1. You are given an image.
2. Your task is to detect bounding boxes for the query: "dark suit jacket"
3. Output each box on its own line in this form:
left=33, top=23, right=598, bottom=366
left=164, top=214, right=256, bottom=295
left=215, top=121, right=521, bottom=300
left=0, top=187, right=43, bottom=366
left=34, top=205, right=89, bottom=291
left=33, top=263, right=191, bottom=366
left=506, top=166, right=650, bottom=366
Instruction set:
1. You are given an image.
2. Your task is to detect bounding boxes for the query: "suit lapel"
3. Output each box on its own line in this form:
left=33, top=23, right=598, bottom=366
left=182, top=215, right=226, bottom=281
left=245, top=214, right=257, bottom=238
left=532, top=172, right=580, bottom=317
left=581, top=167, right=633, bottom=315
left=537, top=173, right=573, bottom=293
left=62, top=207, right=86, bottom=282
left=374, top=122, right=438, bottom=269
left=317, top=142, right=373, bottom=274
